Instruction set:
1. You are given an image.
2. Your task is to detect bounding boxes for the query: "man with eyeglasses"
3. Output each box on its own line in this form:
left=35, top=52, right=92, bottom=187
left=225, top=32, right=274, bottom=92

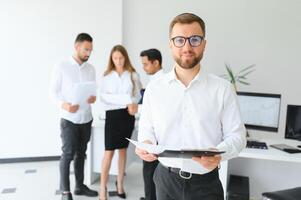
left=136, top=13, right=246, bottom=200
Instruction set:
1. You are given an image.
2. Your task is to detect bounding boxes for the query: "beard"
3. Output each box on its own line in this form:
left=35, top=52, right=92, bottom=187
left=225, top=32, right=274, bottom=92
left=79, top=55, right=89, bottom=63
left=175, top=51, right=203, bottom=69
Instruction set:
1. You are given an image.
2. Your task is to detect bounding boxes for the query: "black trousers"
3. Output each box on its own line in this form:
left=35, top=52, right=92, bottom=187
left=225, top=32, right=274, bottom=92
left=143, top=160, right=159, bottom=200
left=59, top=118, right=92, bottom=191
left=153, top=163, right=224, bottom=200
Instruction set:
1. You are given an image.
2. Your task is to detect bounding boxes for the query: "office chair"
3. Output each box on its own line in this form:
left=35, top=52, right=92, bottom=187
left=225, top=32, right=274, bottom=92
left=262, top=187, right=301, bottom=200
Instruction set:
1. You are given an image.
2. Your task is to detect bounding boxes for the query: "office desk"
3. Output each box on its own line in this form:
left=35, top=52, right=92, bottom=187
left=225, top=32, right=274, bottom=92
left=240, top=138, right=301, bottom=163
left=86, top=123, right=301, bottom=199
left=223, top=138, right=301, bottom=199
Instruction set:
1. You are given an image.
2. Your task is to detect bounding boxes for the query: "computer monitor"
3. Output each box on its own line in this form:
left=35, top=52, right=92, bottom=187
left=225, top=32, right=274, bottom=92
left=138, top=88, right=145, bottom=104
left=285, top=105, right=301, bottom=140
left=237, top=92, right=281, bottom=132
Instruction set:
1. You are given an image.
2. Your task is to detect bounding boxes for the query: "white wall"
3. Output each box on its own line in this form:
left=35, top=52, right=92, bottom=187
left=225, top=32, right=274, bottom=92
left=0, top=0, right=122, bottom=159
left=3, top=0, right=299, bottom=160
left=123, top=0, right=301, bottom=139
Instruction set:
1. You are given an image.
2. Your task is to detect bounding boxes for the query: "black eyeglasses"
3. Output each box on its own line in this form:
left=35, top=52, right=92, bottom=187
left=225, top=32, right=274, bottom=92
left=171, top=35, right=204, bottom=48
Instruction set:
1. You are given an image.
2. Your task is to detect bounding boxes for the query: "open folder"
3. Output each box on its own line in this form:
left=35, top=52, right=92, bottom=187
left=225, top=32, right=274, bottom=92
left=127, top=138, right=225, bottom=158
left=158, top=149, right=225, bottom=158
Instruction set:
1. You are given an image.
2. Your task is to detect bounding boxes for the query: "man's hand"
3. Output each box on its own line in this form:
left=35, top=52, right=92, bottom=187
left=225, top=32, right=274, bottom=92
left=135, top=140, right=157, bottom=162
left=62, top=102, right=79, bottom=113
left=192, top=155, right=221, bottom=171
left=127, top=103, right=138, bottom=116
left=87, top=96, right=96, bottom=104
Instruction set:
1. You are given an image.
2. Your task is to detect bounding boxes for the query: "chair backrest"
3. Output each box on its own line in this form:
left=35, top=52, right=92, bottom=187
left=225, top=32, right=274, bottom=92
left=262, top=187, right=301, bottom=200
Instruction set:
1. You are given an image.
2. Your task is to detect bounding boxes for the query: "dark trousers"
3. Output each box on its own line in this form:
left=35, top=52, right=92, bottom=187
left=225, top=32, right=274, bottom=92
left=59, top=118, right=92, bottom=191
left=153, top=163, right=224, bottom=200
left=143, top=160, right=159, bottom=200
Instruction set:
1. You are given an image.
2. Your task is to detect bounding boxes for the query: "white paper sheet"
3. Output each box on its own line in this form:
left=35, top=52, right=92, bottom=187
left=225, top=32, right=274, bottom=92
left=71, top=82, right=96, bottom=110
left=126, top=138, right=166, bottom=154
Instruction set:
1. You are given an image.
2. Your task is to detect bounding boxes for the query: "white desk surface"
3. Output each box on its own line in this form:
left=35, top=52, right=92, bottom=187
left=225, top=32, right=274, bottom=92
left=240, top=138, right=301, bottom=163
left=92, top=118, right=301, bottom=164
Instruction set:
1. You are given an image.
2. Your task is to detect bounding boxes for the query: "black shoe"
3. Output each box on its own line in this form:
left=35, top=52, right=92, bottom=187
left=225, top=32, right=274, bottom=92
left=61, top=193, right=73, bottom=200
left=140, top=197, right=145, bottom=200
left=74, top=184, right=98, bottom=197
left=115, top=181, right=126, bottom=199
left=118, top=193, right=126, bottom=199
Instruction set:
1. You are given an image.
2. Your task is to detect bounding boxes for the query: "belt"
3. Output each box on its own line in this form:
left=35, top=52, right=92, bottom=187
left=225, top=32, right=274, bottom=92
left=161, top=164, right=218, bottom=180
left=170, top=167, right=192, bottom=179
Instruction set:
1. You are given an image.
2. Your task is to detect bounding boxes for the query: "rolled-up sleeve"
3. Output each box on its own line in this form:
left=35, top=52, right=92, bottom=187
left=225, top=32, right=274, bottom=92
left=216, top=83, right=247, bottom=161
left=131, top=72, right=142, bottom=104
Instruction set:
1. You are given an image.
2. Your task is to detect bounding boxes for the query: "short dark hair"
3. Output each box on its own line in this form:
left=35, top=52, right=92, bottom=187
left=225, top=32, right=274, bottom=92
left=169, top=13, right=206, bottom=37
left=75, top=33, right=93, bottom=43
left=140, top=48, right=162, bottom=66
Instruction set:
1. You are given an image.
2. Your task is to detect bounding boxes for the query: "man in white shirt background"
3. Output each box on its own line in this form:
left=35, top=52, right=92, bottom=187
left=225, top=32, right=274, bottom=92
left=136, top=13, right=246, bottom=200
left=141, top=48, right=164, bottom=83
left=50, top=33, right=98, bottom=200
left=139, top=48, right=163, bottom=200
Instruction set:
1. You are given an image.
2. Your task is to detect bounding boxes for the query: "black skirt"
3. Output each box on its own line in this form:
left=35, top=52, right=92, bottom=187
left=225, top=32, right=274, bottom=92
left=104, top=108, right=135, bottom=150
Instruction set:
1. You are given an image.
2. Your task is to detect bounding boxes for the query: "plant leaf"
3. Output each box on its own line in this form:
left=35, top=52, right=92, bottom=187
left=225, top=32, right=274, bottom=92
left=238, top=76, right=247, bottom=79
left=238, top=64, right=256, bottom=74
left=238, top=80, right=250, bottom=85
left=239, top=69, right=255, bottom=77
left=225, top=64, right=236, bottom=84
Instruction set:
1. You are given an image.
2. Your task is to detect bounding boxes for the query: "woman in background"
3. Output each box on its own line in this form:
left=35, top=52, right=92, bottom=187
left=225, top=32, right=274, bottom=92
left=98, top=45, right=142, bottom=200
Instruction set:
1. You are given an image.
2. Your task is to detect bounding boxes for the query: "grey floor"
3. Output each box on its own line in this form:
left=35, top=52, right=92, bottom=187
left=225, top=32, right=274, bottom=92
left=0, top=160, right=144, bottom=200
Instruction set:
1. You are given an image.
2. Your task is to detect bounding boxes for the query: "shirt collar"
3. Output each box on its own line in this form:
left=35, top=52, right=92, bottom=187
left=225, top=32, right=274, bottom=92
left=166, top=66, right=205, bottom=82
left=150, top=69, right=163, bottom=80
left=165, top=66, right=205, bottom=85
left=111, top=70, right=130, bottom=77
left=165, top=66, right=177, bottom=83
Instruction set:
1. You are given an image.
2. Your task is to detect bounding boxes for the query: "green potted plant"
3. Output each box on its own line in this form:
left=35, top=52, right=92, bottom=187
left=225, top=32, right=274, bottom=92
left=220, top=63, right=255, bottom=91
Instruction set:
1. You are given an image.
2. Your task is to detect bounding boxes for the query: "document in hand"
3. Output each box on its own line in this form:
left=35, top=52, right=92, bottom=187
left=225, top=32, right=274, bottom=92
left=127, top=138, right=225, bottom=158
left=71, top=82, right=96, bottom=110
left=127, top=138, right=166, bottom=154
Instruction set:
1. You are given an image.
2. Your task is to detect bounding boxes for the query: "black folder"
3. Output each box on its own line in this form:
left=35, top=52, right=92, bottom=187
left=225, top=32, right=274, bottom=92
left=158, top=149, right=225, bottom=158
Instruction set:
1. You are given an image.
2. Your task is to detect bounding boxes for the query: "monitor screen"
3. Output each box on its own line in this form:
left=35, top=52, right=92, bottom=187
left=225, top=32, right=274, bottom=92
left=237, top=92, right=281, bottom=132
left=138, top=88, right=145, bottom=104
left=285, top=105, right=301, bottom=140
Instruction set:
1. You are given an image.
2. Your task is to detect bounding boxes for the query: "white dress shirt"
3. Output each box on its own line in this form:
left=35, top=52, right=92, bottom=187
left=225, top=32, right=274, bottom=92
left=99, top=70, right=142, bottom=111
left=50, top=56, right=96, bottom=124
left=138, top=68, right=246, bottom=174
left=149, top=69, right=164, bottom=83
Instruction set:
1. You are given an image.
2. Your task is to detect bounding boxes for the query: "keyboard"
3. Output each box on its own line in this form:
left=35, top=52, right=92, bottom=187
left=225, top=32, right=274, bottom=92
left=246, top=140, right=268, bottom=149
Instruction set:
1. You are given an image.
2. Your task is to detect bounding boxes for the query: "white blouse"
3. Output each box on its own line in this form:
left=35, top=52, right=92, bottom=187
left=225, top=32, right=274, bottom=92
left=99, top=70, right=142, bottom=111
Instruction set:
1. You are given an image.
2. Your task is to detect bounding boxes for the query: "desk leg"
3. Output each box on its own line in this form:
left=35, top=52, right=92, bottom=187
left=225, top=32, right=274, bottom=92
left=219, top=160, right=228, bottom=198
left=85, top=131, right=100, bottom=185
